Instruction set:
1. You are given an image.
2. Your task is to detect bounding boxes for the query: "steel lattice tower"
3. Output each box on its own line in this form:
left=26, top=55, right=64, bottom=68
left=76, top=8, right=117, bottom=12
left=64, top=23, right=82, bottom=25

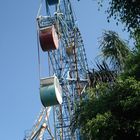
left=24, top=0, right=89, bottom=140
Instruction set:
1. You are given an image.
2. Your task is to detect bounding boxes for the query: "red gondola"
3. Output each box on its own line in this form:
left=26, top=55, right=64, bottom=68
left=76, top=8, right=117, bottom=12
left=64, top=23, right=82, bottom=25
left=39, top=25, right=59, bottom=51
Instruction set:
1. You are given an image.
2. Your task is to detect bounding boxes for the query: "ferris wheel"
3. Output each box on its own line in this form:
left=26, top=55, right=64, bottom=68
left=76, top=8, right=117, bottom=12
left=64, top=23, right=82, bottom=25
left=24, top=0, right=89, bottom=139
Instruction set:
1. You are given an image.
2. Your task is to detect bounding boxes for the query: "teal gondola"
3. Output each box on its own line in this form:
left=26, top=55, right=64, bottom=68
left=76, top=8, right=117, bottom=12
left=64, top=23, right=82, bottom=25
left=40, top=76, right=62, bottom=107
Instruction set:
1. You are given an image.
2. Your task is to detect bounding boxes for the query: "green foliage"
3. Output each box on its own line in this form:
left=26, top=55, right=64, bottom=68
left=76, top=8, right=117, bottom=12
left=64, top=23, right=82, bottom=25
left=88, top=61, right=116, bottom=87
left=123, top=50, right=140, bottom=81
left=76, top=1, right=140, bottom=139
left=133, top=29, right=140, bottom=46
left=84, top=111, right=118, bottom=140
left=97, top=0, right=140, bottom=31
left=72, top=78, right=140, bottom=139
left=99, top=30, right=131, bottom=71
left=123, top=30, right=140, bottom=80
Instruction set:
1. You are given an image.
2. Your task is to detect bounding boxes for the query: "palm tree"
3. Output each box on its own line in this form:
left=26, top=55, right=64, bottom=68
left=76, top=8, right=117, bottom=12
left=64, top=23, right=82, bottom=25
left=99, top=30, right=131, bottom=72
left=88, top=30, right=131, bottom=87
left=88, top=61, right=117, bottom=87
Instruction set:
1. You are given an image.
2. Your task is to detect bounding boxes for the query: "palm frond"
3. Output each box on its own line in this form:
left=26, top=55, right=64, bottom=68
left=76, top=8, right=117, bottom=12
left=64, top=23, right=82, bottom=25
left=88, top=61, right=117, bottom=87
left=99, top=30, right=131, bottom=71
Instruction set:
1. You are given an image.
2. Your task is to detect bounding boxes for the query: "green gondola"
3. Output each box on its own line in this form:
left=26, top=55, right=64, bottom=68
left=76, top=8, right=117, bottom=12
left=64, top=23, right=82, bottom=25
left=40, top=75, right=62, bottom=107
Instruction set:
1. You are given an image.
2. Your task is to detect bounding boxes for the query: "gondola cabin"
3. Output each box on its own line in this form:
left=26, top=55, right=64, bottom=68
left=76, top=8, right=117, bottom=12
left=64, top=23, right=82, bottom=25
left=38, top=16, right=59, bottom=52
left=40, top=76, right=62, bottom=107
left=39, top=25, right=59, bottom=51
left=47, top=0, right=60, bottom=5
left=66, top=43, right=74, bottom=56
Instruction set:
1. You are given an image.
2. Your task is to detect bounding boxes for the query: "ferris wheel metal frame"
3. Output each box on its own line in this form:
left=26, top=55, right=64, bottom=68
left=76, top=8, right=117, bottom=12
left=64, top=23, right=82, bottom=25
left=24, top=0, right=89, bottom=140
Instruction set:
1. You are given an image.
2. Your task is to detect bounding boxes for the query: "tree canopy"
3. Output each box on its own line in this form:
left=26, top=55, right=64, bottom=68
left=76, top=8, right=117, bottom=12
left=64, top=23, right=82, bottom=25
left=72, top=78, right=140, bottom=140
left=99, top=30, right=130, bottom=72
left=97, top=0, right=140, bottom=31
left=74, top=0, right=140, bottom=139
